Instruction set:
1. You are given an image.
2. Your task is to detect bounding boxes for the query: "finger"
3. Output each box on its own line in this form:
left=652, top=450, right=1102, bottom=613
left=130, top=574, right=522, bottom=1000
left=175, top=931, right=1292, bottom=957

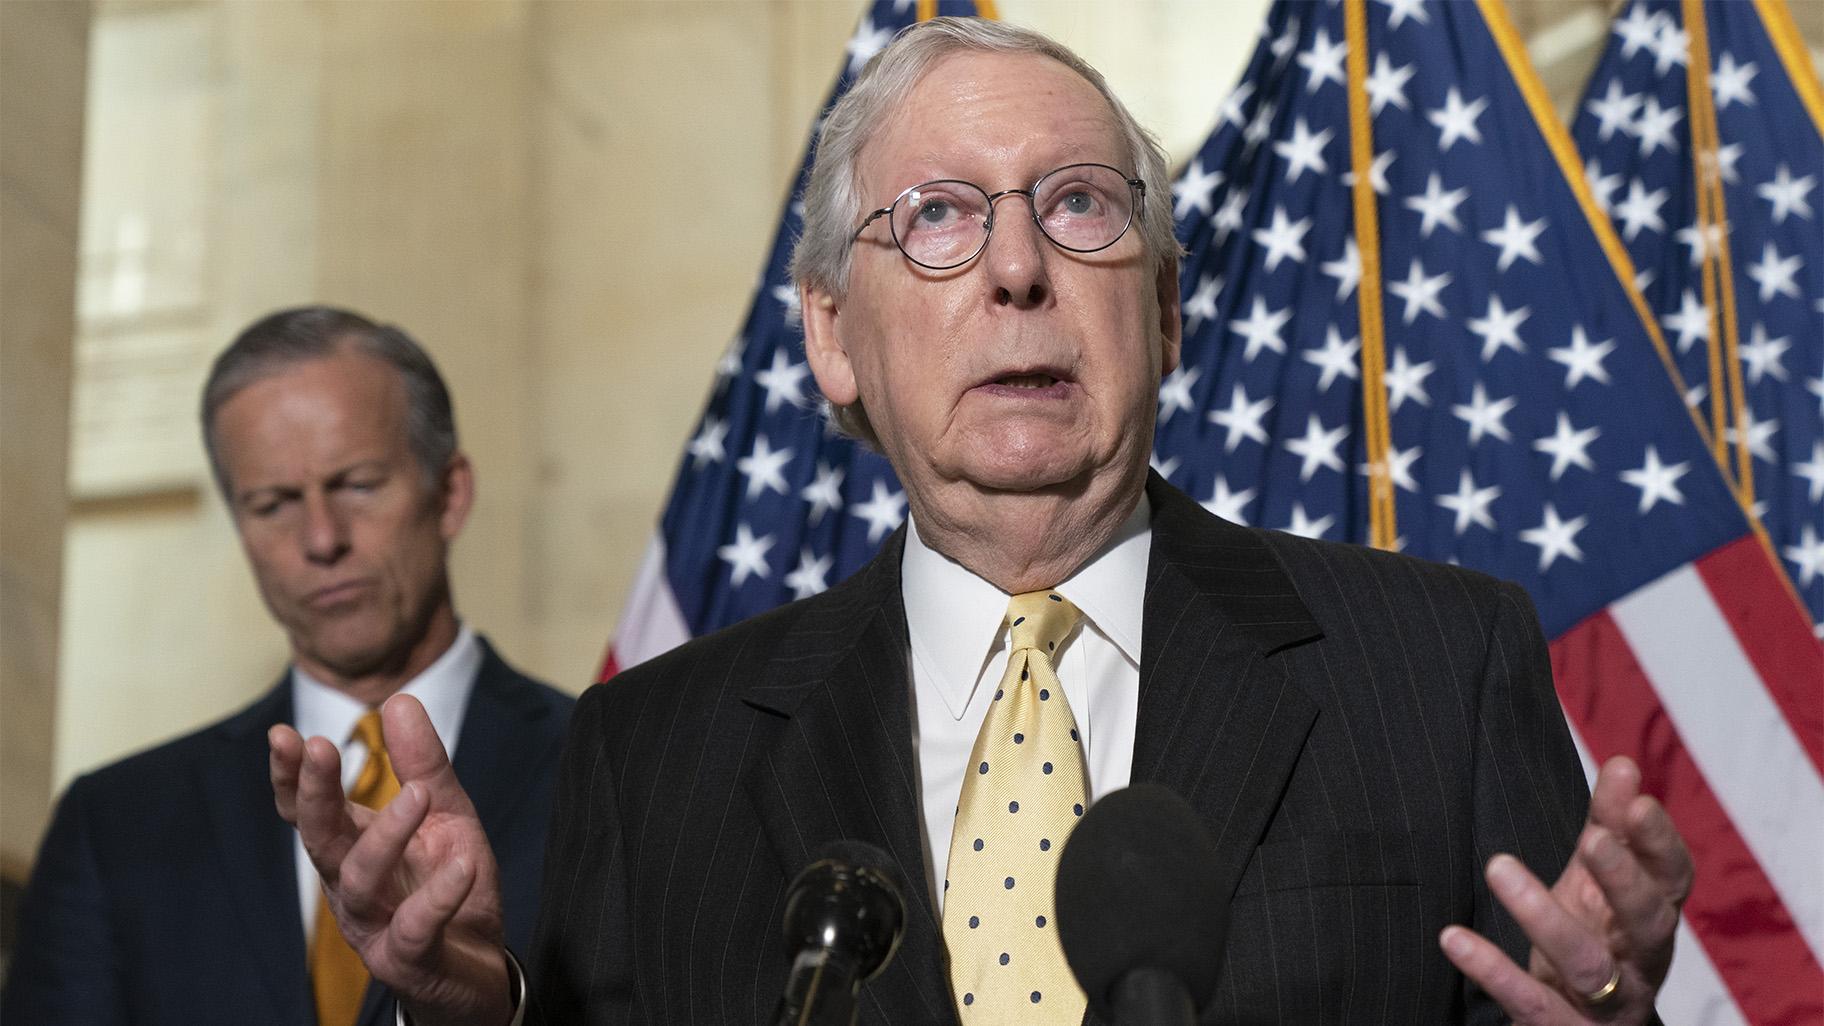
left=1623, top=794, right=1693, bottom=901
left=380, top=696, right=473, bottom=814
left=1487, top=854, right=1618, bottom=1005
left=269, top=725, right=305, bottom=823
left=337, top=781, right=431, bottom=922
left=295, top=735, right=359, bottom=877
left=1588, top=756, right=1642, bottom=832
left=387, top=854, right=477, bottom=967
left=1441, top=925, right=1576, bottom=1026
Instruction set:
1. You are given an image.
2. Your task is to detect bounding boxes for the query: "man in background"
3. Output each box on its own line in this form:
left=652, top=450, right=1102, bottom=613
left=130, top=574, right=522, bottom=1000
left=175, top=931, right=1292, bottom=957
left=2, top=306, right=574, bottom=1026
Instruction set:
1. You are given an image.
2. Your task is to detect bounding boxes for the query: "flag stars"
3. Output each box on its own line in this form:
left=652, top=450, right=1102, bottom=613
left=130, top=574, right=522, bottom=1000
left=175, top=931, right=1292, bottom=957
left=1157, top=364, right=1202, bottom=422
left=755, top=349, right=811, bottom=413
left=1584, top=79, right=1642, bottom=142
left=1437, top=469, right=1501, bottom=535
left=851, top=478, right=907, bottom=543
left=1453, top=382, right=1519, bottom=446
left=1619, top=446, right=1690, bottom=514
left=1282, top=502, right=1336, bottom=540
left=1794, top=441, right=1824, bottom=503
left=1469, top=294, right=1531, bottom=362
left=1303, top=327, right=1361, bottom=392
left=1614, top=178, right=1670, bottom=240
left=783, top=547, right=834, bottom=599
left=1377, top=0, right=1430, bottom=30
left=1297, top=27, right=1347, bottom=93
left=1585, top=158, right=1624, bottom=215
left=717, top=523, right=775, bottom=587
left=1676, top=221, right=1723, bottom=267
left=1208, top=384, right=1276, bottom=452
left=844, top=16, right=893, bottom=74
left=1663, top=289, right=1711, bottom=353
left=1739, top=324, right=1791, bottom=385
left=770, top=284, right=803, bottom=325
left=1482, top=205, right=1547, bottom=272
left=1360, top=443, right=1423, bottom=493
left=1631, top=97, right=1683, bottom=157
left=1520, top=503, right=1588, bottom=572
left=1405, top=173, right=1470, bottom=237
left=1203, top=475, right=1257, bottom=524
left=1648, top=20, right=1689, bottom=77
left=1182, top=275, right=1223, bottom=333
left=1212, top=188, right=1249, bottom=243
left=1172, top=160, right=1223, bottom=219
left=1746, top=241, right=1803, bottom=303
left=1727, top=409, right=1780, bottom=463
left=1534, top=412, right=1601, bottom=481
left=1285, top=413, right=1349, bottom=481
left=1384, top=347, right=1436, bottom=410
left=1548, top=326, right=1616, bottom=389
left=1274, top=118, right=1334, bottom=184
left=1219, top=81, right=1256, bottom=130
left=1251, top=206, right=1314, bottom=271
left=1387, top=258, right=1453, bottom=324
left=1342, top=150, right=1395, bottom=195
left=1321, top=238, right=1362, bottom=301
left=1757, top=164, right=1815, bottom=224
left=800, top=461, right=845, bottom=525
left=1786, top=526, right=1824, bottom=589
left=687, top=417, right=730, bottom=469
left=737, top=435, right=794, bottom=499
left=1366, top=53, right=1416, bottom=116
left=1427, top=88, right=1488, bottom=151
left=1614, top=4, right=1663, bottom=60
left=1230, top=296, right=1293, bottom=360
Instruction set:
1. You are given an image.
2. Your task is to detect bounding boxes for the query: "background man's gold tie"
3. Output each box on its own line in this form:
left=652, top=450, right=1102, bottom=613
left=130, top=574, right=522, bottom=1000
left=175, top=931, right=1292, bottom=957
left=943, top=591, right=1090, bottom=1024
left=309, top=709, right=399, bottom=1026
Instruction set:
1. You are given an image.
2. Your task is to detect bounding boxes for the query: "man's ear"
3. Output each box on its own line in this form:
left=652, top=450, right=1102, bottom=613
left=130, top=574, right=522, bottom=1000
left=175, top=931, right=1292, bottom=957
left=437, top=453, right=475, bottom=542
left=800, top=282, right=859, bottom=406
left=1155, top=259, right=1183, bottom=376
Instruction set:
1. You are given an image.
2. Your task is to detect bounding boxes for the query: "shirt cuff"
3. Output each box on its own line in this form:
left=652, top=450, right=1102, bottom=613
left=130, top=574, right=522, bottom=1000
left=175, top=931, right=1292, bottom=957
left=394, top=947, right=526, bottom=1026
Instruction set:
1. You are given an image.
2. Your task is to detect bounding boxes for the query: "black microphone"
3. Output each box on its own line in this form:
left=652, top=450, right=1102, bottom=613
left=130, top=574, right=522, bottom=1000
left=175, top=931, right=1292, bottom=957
left=771, top=840, right=909, bottom=1026
left=1055, top=783, right=1229, bottom=1026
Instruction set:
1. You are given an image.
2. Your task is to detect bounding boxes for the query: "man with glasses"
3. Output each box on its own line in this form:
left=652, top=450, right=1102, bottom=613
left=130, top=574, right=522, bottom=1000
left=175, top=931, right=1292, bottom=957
left=276, top=19, right=1689, bottom=1026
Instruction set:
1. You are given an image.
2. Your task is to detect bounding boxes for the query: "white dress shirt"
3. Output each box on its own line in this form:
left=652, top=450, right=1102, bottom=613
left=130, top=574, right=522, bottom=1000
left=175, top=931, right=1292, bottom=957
left=903, top=497, right=1150, bottom=912
left=291, top=624, right=481, bottom=937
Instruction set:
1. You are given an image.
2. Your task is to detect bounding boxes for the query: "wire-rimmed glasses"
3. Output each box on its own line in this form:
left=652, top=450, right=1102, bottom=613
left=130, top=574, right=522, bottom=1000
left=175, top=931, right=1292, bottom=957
left=849, top=162, right=1145, bottom=271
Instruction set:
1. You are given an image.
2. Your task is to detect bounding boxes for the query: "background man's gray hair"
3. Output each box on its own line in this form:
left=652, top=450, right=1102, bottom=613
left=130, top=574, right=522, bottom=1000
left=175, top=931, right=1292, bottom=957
left=200, top=305, right=458, bottom=499
left=788, top=16, right=1179, bottom=446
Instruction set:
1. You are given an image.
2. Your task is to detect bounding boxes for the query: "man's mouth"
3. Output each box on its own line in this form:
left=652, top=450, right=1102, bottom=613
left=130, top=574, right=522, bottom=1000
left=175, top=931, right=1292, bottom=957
left=998, top=373, right=1060, bottom=389
left=974, top=366, right=1075, bottom=399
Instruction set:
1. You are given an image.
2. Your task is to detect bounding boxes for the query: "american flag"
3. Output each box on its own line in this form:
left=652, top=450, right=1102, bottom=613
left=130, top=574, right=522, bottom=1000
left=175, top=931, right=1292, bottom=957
left=605, top=0, right=1823, bottom=1022
left=1571, top=0, right=1823, bottom=639
left=1157, top=1, right=1819, bottom=1023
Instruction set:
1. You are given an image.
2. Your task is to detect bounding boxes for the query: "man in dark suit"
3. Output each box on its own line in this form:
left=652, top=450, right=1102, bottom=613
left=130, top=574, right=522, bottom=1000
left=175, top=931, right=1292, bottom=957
left=2, top=307, right=574, bottom=1026
left=276, top=19, right=1691, bottom=1026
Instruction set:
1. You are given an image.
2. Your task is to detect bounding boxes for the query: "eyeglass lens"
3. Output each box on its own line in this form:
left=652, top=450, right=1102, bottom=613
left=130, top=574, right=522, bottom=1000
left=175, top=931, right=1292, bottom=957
left=889, top=163, right=1135, bottom=269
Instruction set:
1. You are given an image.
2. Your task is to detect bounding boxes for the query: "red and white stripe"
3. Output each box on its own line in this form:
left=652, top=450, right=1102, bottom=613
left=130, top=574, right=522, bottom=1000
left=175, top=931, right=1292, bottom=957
left=599, top=534, right=691, bottom=682
left=1553, top=535, right=1824, bottom=1026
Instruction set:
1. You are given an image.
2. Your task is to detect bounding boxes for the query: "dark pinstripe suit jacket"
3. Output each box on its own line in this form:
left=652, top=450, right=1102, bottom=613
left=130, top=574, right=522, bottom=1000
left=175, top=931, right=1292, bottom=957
left=528, top=475, right=1588, bottom=1024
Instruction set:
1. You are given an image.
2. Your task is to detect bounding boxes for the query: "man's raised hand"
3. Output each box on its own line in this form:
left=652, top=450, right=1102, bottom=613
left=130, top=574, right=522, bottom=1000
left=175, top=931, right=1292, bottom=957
left=270, top=694, right=514, bottom=1026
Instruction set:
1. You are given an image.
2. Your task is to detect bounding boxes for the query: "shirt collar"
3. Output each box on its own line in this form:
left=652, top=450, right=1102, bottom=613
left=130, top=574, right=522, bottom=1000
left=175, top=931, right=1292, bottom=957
left=290, top=624, right=481, bottom=757
left=901, top=496, right=1151, bottom=720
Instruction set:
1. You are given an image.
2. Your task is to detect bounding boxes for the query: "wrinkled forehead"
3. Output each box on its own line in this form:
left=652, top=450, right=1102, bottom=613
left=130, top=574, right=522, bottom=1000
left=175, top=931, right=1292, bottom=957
left=858, top=50, right=1129, bottom=196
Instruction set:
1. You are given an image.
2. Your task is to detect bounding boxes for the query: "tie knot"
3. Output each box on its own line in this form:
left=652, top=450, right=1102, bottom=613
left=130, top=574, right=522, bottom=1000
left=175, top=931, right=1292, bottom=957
left=1006, top=591, right=1080, bottom=655
left=352, top=708, right=386, bottom=755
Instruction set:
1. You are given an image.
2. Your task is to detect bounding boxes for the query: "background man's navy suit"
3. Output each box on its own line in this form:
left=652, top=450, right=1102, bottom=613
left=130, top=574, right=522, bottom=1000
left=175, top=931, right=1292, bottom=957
left=2, top=638, right=573, bottom=1026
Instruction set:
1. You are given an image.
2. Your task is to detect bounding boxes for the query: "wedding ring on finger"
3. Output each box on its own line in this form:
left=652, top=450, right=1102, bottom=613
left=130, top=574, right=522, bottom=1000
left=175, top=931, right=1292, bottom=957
left=1582, top=962, right=1622, bottom=1008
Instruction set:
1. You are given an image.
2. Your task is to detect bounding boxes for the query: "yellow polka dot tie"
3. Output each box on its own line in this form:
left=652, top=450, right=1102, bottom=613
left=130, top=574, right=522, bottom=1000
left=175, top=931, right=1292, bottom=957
left=309, top=709, right=400, bottom=1026
left=943, top=591, right=1089, bottom=1023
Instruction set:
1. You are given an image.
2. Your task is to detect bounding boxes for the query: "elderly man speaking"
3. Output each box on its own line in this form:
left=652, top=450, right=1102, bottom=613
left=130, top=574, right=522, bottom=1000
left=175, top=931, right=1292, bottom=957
left=274, top=18, right=1690, bottom=1026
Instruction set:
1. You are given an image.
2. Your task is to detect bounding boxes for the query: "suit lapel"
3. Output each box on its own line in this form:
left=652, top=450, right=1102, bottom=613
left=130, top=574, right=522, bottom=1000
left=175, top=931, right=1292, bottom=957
left=1133, top=475, right=1324, bottom=902
left=449, top=639, right=556, bottom=847
left=741, top=533, right=958, bottom=1025
left=198, top=679, right=312, bottom=1024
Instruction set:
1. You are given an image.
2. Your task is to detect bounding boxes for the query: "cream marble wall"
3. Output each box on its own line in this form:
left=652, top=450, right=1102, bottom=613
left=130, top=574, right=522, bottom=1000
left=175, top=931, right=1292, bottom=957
left=1, top=0, right=91, bottom=870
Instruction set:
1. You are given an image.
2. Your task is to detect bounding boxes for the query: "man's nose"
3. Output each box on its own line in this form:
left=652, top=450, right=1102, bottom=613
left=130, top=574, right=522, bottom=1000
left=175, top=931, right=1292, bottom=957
left=300, top=492, right=349, bottom=564
left=982, top=191, right=1050, bottom=308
